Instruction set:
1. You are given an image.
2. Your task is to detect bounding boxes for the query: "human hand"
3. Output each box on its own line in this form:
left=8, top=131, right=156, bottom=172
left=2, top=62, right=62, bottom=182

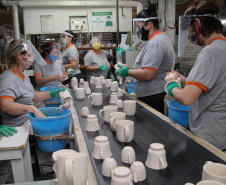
left=109, top=72, right=115, bottom=81
left=50, top=88, right=72, bottom=98
left=99, top=65, right=109, bottom=71
left=0, top=125, right=18, bottom=137
left=67, top=68, right=75, bottom=77
left=115, top=64, right=130, bottom=78
left=175, top=71, right=186, bottom=86
left=33, top=108, right=47, bottom=118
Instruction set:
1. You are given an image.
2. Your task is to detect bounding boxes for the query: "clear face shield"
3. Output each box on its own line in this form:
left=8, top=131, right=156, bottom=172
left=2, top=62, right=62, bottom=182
left=11, top=40, right=46, bottom=67
left=44, top=44, right=62, bottom=63
left=59, top=32, right=73, bottom=49
left=132, top=17, right=158, bottom=49
left=178, top=14, right=217, bottom=57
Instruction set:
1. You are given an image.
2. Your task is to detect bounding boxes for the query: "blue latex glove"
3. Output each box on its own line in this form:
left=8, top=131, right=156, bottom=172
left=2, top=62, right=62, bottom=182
left=50, top=88, right=72, bottom=98
left=115, top=64, right=130, bottom=78
left=109, top=72, right=115, bottom=81
left=0, top=125, right=18, bottom=137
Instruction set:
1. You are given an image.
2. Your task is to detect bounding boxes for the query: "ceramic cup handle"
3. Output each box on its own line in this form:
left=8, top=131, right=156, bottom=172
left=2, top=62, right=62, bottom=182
left=65, top=159, right=74, bottom=185
left=159, top=155, right=165, bottom=169
left=94, top=121, right=100, bottom=130
left=99, top=109, right=105, bottom=121
left=128, top=154, right=132, bottom=164
left=100, top=146, right=104, bottom=159
left=133, top=172, right=138, bottom=183
left=124, top=126, right=129, bottom=141
left=110, top=117, right=116, bottom=130
left=110, top=167, right=113, bottom=177
left=88, top=95, right=93, bottom=104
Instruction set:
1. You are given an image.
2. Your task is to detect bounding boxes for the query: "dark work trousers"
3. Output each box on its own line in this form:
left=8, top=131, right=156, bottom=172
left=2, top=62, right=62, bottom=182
left=63, top=73, right=82, bottom=87
left=138, top=92, right=166, bottom=114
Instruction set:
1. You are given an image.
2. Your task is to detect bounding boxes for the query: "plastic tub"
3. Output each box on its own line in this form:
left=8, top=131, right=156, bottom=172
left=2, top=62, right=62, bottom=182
left=28, top=107, right=72, bottom=152
left=167, top=99, right=190, bottom=127
left=126, top=83, right=135, bottom=94
left=40, top=86, right=61, bottom=107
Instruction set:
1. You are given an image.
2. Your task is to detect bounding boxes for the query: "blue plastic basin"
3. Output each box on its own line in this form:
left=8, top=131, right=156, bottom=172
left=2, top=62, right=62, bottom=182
left=167, top=99, right=190, bottom=127
left=28, top=107, right=72, bottom=152
left=40, top=86, right=61, bottom=107
left=126, top=83, right=135, bottom=94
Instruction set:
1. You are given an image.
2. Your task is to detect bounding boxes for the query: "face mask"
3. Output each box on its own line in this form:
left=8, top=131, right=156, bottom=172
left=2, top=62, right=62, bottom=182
left=188, top=25, right=205, bottom=46
left=48, top=54, right=58, bottom=62
left=141, top=28, right=149, bottom=41
left=21, top=55, right=33, bottom=69
left=92, top=42, right=101, bottom=50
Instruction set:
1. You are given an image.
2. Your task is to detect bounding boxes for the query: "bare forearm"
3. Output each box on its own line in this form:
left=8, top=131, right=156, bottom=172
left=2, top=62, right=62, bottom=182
left=128, top=69, right=155, bottom=81
left=86, top=66, right=100, bottom=71
left=1, top=102, right=37, bottom=116
left=33, top=91, right=51, bottom=102
left=64, top=61, right=78, bottom=70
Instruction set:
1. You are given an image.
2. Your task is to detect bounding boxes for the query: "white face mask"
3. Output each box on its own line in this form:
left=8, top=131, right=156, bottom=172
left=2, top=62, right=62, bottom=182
left=21, top=55, right=33, bottom=69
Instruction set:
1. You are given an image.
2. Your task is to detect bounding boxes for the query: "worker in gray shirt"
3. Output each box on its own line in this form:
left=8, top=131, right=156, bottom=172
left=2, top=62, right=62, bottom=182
left=116, top=4, right=175, bottom=114
left=166, top=0, right=226, bottom=150
left=0, top=40, right=70, bottom=134
left=84, top=36, right=115, bottom=82
left=34, top=42, right=67, bottom=90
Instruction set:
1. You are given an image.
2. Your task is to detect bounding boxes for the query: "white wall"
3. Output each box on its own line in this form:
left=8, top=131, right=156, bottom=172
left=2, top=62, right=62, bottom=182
left=23, top=7, right=132, bottom=35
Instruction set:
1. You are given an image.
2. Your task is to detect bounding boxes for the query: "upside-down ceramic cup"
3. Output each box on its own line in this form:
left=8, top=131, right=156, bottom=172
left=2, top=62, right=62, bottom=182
left=116, top=120, right=134, bottom=142
left=92, top=136, right=112, bottom=160
left=102, top=158, right=117, bottom=177
left=185, top=180, right=224, bottom=185
left=121, top=146, right=136, bottom=164
left=81, top=107, right=90, bottom=117
left=123, top=100, right=136, bottom=116
left=145, top=143, right=167, bottom=170
left=111, top=166, right=133, bottom=185
left=110, top=92, right=118, bottom=104
left=75, top=88, right=85, bottom=99
left=110, top=81, right=118, bottom=92
left=105, top=79, right=112, bottom=88
left=85, top=114, right=100, bottom=132
left=130, top=161, right=146, bottom=183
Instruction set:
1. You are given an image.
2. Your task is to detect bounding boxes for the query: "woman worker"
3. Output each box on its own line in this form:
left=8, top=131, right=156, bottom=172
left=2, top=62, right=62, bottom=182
left=116, top=3, right=175, bottom=114
left=84, top=36, right=115, bottom=82
left=0, top=40, right=69, bottom=136
left=165, top=0, right=226, bottom=150
left=59, top=30, right=82, bottom=84
left=34, top=42, right=67, bottom=90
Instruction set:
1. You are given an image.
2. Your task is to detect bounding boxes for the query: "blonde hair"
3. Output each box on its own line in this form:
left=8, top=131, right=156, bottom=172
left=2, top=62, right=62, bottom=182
left=6, top=39, right=25, bottom=68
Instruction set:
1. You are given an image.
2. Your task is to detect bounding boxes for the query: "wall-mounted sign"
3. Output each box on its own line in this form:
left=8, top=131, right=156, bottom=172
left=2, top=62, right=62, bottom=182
left=69, top=16, right=87, bottom=31
left=40, top=15, right=54, bottom=33
left=92, top=11, right=113, bottom=28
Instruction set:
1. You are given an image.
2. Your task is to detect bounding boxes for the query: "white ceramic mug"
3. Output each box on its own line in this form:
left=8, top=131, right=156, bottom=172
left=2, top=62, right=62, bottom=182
left=65, top=153, right=88, bottom=185
left=117, top=90, right=123, bottom=97
left=121, top=146, right=136, bottom=164
left=59, top=90, right=72, bottom=103
left=95, top=81, right=102, bottom=89
left=145, top=143, right=167, bottom=170
left=110, top=81, right=118, bottom=92
left=83, top=81, right=89, bottom=89
left=71, top=78, right=78, bottom=87
left=123, top=100, right=136, bottom=116
left=80, top=78, right=84, bottom=84
left=110, top=92, right=118, bottom=104
left=185, top=180, right=225, bottom=185
left=99, top=105, right=118, bottom=123
left=85, top=88, right=91, bottom=95
left=202, top=161, right=226, bottom=184
left=110, top=112, right=126, bottom=131
left=92, top=136, right=112, bottom=160
left=88, top=93, right=103, bottom=106
left=111, top=166, right=133, bottom=185
left=102, top=158, right=117, bottom=177
left=81, top=107, right=90, bottom=117
left=105, top=79, right=112, bottom=88
left=75, top=88, right=85, bottom=99
left=130, top=161, right=146, bottom=183
left=116, top=120, right=134, bottom=142
left=73, top=85, right=78, bottom=91
left=85, top=114, right=100, bottom=132
left=116, top=100, right=123, bottom=108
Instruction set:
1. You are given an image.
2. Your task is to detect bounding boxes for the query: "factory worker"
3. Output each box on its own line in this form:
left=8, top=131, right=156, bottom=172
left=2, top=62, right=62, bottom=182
left=59, top=30, right=82, bottom=84
left=34, top=42, right=67, bottom=90
left=116, top=3, right=175, bottom=114
left=84, top=36, right=115, bottom=83
left=165, top=0, right=226, bottom=151
left=0, top=40, right=70, bottom=133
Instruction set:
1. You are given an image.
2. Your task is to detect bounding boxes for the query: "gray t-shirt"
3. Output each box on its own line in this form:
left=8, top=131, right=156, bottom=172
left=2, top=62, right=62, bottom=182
left=62, top=44, right=81, bottom=75
left=84, top=50, right=111, bottom=82
left=134, top=32, right=175, bottom=98
left=0, top=69, right=34, bottom=127
left=186, top=39, right=226, bottom=150
left=34, top=60, right=65, bottom=90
